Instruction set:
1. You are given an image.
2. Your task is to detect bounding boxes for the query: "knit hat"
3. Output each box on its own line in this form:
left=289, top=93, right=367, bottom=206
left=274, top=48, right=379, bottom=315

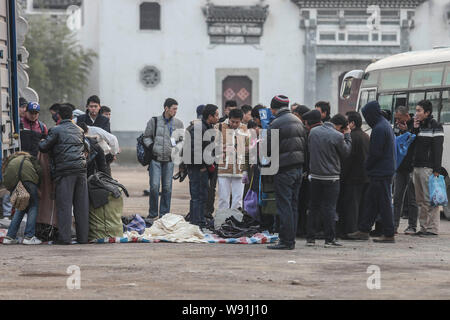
left=270, top=95, right=290, bottom=109
left=293, top=105, right=310, bottom=116
left=196, top=105, right=205, bottom=118
left=302, top=110, right=321, bottom=126
left=26, top=102, right=40, bottom=113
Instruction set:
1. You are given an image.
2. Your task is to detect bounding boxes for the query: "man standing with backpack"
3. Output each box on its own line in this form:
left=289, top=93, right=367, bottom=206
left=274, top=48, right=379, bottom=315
left=143, top=98, right=184, bottom=221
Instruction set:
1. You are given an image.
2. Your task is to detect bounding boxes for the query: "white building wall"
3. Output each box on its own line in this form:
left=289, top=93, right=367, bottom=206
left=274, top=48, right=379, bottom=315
left=80, top=0, right=304, bottom=132
left=410, top=0, right=450, bottom=50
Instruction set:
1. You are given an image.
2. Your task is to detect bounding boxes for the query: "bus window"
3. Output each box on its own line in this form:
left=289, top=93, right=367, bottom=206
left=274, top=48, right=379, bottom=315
left=368, top=90, right=376, bottom=102
left=444, top=66, right=450, bottom=85
left=425, top=91, right=442, bottom=117
left=440, top=91, right=450, bottom=123
left=411, top=66, right=444, bottom=88
left=380, top=69, right=410, bottom=90
left=408, top=92, right=425, bottom=113
left=393, top=93, right=407, bottom=109
left=378, top=94, right=393, bottom=116
left=361, top=71, right=379, bottom=88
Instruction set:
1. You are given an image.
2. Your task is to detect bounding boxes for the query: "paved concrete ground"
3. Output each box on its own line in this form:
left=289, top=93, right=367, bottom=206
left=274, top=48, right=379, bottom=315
left=0, top=166, right=449, bottom=300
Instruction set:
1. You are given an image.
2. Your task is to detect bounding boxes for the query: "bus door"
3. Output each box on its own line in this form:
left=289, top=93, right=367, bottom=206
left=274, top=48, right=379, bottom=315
left=357, top=88, right=377, bottom=112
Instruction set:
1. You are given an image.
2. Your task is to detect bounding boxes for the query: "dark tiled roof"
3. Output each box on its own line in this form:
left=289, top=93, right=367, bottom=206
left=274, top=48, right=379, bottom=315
left=292, top=0, right=427, bottom=8
left=33, top=0, right=82, bottom=10
left=204, top=5, right=269, bottom=23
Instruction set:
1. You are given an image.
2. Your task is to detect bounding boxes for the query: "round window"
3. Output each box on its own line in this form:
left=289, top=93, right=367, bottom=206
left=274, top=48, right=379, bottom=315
left=140, top=66, right=161, bottom=88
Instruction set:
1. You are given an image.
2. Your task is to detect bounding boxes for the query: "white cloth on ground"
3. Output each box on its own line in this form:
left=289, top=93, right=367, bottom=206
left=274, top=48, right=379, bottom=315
left=125, top=213, right=207, bottom=243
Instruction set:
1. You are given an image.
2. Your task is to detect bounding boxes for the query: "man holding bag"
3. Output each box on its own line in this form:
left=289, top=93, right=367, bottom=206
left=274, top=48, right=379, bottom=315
left=411, top=100, right=444, bottom=237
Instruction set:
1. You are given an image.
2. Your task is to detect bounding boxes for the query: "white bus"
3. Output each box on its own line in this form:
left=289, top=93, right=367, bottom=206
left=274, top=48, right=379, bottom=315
left=340, top=47, right=450, bottom=220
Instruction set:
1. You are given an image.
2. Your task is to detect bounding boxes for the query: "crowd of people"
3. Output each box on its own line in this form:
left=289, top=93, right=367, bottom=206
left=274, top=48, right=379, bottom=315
left=143, top=96, right=444, bottom=250
left=2, top=95, right=119, bottom=245
left=1, top=93, right=445, bottom=249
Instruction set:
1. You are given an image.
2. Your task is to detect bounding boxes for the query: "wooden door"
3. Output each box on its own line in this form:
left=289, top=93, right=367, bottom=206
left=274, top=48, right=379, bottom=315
left=222, top=76, right=252, bottom=113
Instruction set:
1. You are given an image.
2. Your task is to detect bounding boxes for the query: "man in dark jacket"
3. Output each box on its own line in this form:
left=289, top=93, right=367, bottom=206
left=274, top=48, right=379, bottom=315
left=348, top=101, right=396, bottom=243
left=307, top=114, right=352, bottom=247
left=411, top=100, right=444, bottom=237
left=185, top=104, right=219, bottom=228
left=39, top=105, right=89, bottom=245
left=338, top=111, right=370, bottom=238
left=393, top=106, right=418, bottom=235
left=20, top=102, right=48, bottom=157
left=76, top=95, right=111, bottom=133
left=266, top=95, right=307, bottom=250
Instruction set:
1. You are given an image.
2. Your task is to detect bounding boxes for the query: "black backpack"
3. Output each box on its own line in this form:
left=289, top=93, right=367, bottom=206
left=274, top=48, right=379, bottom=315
left=137, top=117, right=157, bottom=166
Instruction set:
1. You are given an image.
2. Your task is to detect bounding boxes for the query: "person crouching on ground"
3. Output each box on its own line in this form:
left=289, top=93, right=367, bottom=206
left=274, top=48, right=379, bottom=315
left=2, top=152, right=42, bottom=245
left=39, top=105, right=90, bottom=245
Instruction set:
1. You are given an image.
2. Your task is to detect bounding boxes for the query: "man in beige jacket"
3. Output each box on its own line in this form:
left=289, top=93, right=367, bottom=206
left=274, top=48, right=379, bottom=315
left=216, top=108, right=249, bottom=211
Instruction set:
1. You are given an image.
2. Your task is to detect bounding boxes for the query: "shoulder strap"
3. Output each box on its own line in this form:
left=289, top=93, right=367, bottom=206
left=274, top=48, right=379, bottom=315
left=18, top=156, right=27, bottom=181
left=38, top=121, right=45, bottom=133
left=153, top=116, right=158, bottom=137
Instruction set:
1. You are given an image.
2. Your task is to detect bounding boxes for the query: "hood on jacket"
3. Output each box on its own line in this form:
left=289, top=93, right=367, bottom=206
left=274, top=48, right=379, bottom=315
left=362, top=101, right=383, bottom=128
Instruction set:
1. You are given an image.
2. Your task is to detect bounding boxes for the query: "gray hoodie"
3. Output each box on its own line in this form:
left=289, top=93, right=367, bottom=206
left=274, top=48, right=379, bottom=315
left=308, top=122, right=352, bottom=180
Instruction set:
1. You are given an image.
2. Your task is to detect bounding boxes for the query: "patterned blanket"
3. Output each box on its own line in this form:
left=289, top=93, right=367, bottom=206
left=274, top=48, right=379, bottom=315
left=92, top=232, right=278, bottom=245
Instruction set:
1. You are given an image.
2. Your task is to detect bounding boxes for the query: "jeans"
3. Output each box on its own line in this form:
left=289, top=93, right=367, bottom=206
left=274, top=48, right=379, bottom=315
left=206, top=170, right=218, bottom=216
left=148, top=160, right=175, bottom=218
left=7, top=182, right=39, bottom=239
left=2, top=193, right=12, bottom=217
left=273, top=168, right=302, bottom=246
left=307, top=179, right=340, bottom=243
left=55, top=175, right=89, bottom=244
left=188, top=166, right=209, bottom=227
left=359, top=177, right=395, bottom=237
left=393, top=171, right=418, bottom=230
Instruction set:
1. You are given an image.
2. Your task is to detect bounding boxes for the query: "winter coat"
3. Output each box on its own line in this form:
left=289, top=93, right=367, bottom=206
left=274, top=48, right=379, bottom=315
left=77, top=112, right=111, bottom=133
left=2, top=153, right=42, bottom=192
left=267, top=108, right=307, bottom=173
left=341, top=127, right=370, bottom=184
left=361, top=101, right=396, bottom=178
left=39, top=120, right=88, bottom=178
left=20, top=118, right=48, bottom=157
left=411, top=115, right=444, bottom=172
left=215, top=121, right=249, bottom=178
left=143, top=113, right=184, bottom=162
left=185, top=118, right=216, bottom=170
left=308, top=122, right=352, bottom=180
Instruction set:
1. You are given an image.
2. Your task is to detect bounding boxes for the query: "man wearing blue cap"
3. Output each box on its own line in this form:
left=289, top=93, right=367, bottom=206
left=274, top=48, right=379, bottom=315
left=20, top=102, right=48, bottom=157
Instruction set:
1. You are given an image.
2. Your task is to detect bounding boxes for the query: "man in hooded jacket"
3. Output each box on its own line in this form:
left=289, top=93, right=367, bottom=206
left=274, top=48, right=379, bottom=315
left=348, top=101, right=396, bottom=243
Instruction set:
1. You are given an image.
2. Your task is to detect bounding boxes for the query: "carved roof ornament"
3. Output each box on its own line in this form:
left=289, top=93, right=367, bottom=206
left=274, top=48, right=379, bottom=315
left=203, top=3, right=269, bottom=24
left=202, top=3, right=269, bottom=45
left=291, top=0, right=427, bottom=8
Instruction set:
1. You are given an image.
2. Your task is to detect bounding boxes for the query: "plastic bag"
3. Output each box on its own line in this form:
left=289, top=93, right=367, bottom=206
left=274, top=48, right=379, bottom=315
left=428, top=174, right=448, bottom=207
left=395, top=132, right=416, bottom=170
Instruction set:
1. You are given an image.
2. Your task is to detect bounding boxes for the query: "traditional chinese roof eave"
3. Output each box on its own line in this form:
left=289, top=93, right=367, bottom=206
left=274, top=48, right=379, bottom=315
left=290, top=0, right=428, bottom=9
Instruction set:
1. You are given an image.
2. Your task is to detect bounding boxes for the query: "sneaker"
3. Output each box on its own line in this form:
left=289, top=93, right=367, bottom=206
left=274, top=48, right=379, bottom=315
left=306, top=239, right=315, bottom=247
left=412, top=230, right=426, bottom=236
left=2, top=236, right=18, bottom=245
left=373, top=236, right=395, bottom=243
left=267, top=243, right=295, bottom=250
left=22, top=236, right=42, bottom=245
left=404, top=227, right=416, bottom=235
left=419, top=232, right=438, bottom=238
left=347, top=231, right=370, bottom=241
left=369, top=229, right=383, bottom=237
left=324, top=240, right=343, bottom=248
